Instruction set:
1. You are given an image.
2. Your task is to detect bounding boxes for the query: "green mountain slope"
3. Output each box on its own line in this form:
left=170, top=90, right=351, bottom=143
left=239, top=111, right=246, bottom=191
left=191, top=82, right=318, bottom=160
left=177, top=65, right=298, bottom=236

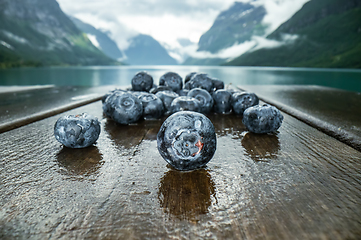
left=0, top=0, right=117, bottom=68
left=124, top=34, right=178, bottom=65
left=198, top=2, right=266, bottom=53
left=70, top=16, right=124, bottom=61
left=225, top=0, right=361, bottom=68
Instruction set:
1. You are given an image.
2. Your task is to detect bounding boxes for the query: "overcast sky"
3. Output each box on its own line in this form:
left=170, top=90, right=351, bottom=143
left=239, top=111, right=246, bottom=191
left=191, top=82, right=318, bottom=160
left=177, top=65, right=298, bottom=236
left=57, top=0, right=309, bottom=60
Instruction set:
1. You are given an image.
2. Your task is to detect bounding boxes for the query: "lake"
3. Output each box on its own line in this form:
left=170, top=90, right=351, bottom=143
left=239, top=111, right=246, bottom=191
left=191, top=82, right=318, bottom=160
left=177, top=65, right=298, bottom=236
left=0, top=66, right=361, bottom=92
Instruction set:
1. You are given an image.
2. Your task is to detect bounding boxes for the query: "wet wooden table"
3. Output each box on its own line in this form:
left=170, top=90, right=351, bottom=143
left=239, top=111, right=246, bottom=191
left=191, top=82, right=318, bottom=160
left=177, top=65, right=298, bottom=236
left=1, top=85, right=361, bottom=239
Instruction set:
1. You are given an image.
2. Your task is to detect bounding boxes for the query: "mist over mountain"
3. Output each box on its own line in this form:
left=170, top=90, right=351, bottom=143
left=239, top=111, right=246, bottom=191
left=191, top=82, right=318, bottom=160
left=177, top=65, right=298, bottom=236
left=71, top=17, right=177, bottom=65
left=124, top=34, right=178, bottom=65
left=0, top=0, right=116, bottom=68
left=225, top=0, right=361, bottom=68
left=198, top=2, right=267, bottom=53
left=183, top=1, right=267, bottom=65
left=70, top=16, right=124, bottom=61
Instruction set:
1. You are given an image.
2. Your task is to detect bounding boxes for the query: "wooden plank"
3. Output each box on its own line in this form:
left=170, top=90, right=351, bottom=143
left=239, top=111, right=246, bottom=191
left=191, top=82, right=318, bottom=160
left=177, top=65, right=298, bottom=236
left=0, top=86, right=117, bottom=133
left=239, top=85, right=361, bottom=151
left=1, top=101, right=360, bottom=239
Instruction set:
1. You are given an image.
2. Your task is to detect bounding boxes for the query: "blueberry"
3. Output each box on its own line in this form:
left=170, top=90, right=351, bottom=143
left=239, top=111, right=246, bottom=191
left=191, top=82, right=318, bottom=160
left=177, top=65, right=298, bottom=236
left=159, top=72, right=183, bottom=92
left=242, top=104, right=284, bottom=134
left=155, top=90, right=179, bottom=114
left=187, top=88, right=214, bottom=114
left=131, top=71, right=154, bottom=92
left=177, top=89, right=190, bottom=96
left=170, top=96, right=201, bottom=113
left=102, top=89, right=125, bottom=103
left=54, top=113, right=101, bottom=148
left=212, top=89, right=232, bottom=114
left=157, top=111, right=217, bottom=171
left=184, top=73, right=214, bottom=92
left=184, top=72, right=197, bottom=84
left=149, top=85, right=174, bottom=94
left=139, top=93, right=165, bottom=119
left=231, top=92, right=259, bottom=115
left=211, top=78, right=224, bottom=90
left=103, top=91, right=143, bottom=124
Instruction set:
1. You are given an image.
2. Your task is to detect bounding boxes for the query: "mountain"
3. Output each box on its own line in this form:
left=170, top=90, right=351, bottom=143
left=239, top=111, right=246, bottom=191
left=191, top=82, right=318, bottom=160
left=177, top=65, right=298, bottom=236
left=182, top=1, right=266, bottom=65
left=182, top=57, right=225, bottom=66
left=70, top=16, right=124, bottom=61
left=0, top=0, right=117, bottom=68
left=70, top=16, right=177, bottom=65
left=124, top=34, right=177, bottom=65
left=225, top=0, right=361, bottom=68
left=197, top=2, right=267, bottom=53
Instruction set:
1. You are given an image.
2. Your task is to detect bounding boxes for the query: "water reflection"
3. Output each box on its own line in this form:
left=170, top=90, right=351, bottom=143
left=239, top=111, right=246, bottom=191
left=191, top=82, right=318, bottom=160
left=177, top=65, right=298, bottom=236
left=104, top=118, right=146, bottom=149
left=56, top=146, right=103, bottom=176
left=241, top=132, right=280, bottom=162
left=207, top=113, right=245, bottom=136
left=158, top=168, right=216, bottom=221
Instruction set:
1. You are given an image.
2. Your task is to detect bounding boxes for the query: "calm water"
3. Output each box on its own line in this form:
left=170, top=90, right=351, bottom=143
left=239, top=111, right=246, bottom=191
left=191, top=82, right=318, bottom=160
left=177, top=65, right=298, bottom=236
left=0, top=65, right=360, bottom=92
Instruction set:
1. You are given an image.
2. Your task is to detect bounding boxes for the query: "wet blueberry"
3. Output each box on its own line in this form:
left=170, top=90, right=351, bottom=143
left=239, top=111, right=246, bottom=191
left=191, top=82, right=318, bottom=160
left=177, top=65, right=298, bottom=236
left=184, top=72, right=197, bottom=84
left=159, top=72, right=183, bottom=92
left=155, top=90, right=179, bottom=114
left=211, top=78, right=224, bottom=90
left=102, top=89, right=125, bottom=103
left=185, top=73, right=214, bottom=92
left=131, top=71, right=154, bottom=92
left=103, top=91, right=143, bottom=124
left=187, top=88, right=214, bottom=114
left=231, top=92, right=259, bottom=115
left=139, top=93, right=165, bottom=119
left=149, top=85, right=174, bottom=94
left=242, top=104, right=284, bottom=134
left=54, top=113, right=100, bottom=148
left=131, top=91, right=148, bottom=98
left=177, top=89, right=190, bottom=96
left=157, top=111, right=217, bottom=171
left=170, top=96, right=201, bottom=113
left=212, top=89, right=232, bottom=114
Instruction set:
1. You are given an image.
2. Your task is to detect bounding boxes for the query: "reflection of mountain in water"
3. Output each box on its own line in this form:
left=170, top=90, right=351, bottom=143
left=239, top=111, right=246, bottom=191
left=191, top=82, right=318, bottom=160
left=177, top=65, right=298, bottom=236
left=158, top=169, right=216, bottom=221
left=56, top=146, right=103, bottom=177
left=241, top=132, right=280, bottom=162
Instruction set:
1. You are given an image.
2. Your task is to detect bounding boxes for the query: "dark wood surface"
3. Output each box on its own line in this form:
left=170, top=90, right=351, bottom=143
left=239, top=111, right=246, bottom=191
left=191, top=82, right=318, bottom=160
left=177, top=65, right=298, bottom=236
left=1, top=97, right=361, bottom=239
left=240, top=85, right=361, bottom=151
left=0, top=85, right=116, bottom=133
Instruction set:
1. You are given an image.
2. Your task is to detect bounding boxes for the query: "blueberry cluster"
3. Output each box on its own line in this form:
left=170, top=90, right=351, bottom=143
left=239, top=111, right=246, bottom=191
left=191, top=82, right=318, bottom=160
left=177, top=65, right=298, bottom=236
left=54, top=71, right=283, bottom=170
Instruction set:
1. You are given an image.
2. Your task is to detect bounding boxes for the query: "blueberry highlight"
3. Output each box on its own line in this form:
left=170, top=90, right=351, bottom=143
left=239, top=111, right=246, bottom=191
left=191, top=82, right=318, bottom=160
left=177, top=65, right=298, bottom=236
left=187, top=88, right=214, bottom=114
left=150, top=85, right=174, bottom=94
left=131, top=71, right=154, bottom=92
left=242, top=104, right=284, bottom=134
left=54, top=113, right=101, bottom=148
left=159, top=72, right=183, bottom=92
left=231, top=92, right=259, bottom=115
left=170, top=96, right=201, bottom=113
left=103, top=91, right=143, bottom=124
left=157, top=111, right=217, bottom=171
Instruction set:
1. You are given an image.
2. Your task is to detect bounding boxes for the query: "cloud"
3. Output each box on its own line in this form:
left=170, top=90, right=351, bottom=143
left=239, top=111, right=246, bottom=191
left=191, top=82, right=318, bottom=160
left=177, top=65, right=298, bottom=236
left=57, top=0, right=235, bottom=49
left=57, top=0, right=309, bottom=62
left=258, top=0, right=310, bottom=34
left=173, top=33, right=299, bottom=62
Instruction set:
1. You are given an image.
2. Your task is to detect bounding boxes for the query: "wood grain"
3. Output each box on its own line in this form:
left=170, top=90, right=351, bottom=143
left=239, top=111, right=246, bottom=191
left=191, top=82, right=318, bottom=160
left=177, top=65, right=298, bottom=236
left=1, top=101, right=360, bottom=239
